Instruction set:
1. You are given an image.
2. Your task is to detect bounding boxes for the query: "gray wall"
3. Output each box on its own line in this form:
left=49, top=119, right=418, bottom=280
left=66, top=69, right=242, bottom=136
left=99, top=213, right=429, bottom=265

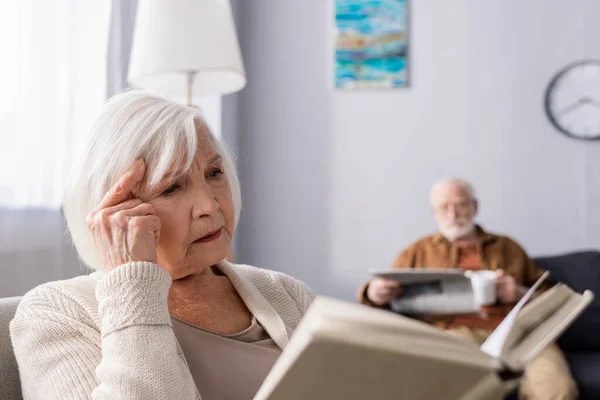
left=235, top=0, right=337, bottom=296
left=234, top=0, right=600, bottom=300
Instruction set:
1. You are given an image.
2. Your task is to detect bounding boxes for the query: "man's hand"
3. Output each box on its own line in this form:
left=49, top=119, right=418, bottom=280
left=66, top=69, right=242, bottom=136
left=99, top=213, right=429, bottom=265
left=366, top=278, right=402, bottom=306
left=495, top=269, right=526, bottom=304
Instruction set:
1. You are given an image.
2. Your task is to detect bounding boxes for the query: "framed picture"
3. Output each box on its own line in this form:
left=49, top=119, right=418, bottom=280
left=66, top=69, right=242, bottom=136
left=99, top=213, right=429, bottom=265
left=334, top=0, right=409, bottom=89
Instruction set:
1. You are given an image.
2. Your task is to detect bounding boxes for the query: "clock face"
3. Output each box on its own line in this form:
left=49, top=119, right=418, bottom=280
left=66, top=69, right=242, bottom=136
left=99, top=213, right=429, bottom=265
left=545, top=60, right=600, bottom=140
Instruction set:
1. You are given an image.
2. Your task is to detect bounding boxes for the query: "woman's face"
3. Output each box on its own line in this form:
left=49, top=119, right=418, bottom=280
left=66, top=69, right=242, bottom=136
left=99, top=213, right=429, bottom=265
left=137, top=130, right=234, bottom=280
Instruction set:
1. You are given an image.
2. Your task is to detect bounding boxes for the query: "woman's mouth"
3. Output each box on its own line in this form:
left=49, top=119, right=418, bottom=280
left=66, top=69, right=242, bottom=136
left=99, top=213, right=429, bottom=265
left=193, top=228, right=222, bottom=244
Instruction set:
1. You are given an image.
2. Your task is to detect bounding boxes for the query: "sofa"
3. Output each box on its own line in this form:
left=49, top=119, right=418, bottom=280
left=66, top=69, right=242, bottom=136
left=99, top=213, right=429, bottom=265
left=532, top=251, right=600, bottom=400
left=0, top=296, right=23, bottom=400
left=0, top=251, right=599, bottom=400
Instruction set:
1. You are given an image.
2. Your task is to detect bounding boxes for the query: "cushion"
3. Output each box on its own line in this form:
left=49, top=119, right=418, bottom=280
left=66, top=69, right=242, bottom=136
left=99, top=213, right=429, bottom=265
left=566, top=352, right=600, bottom=400
left=533, top=251, right=600, bottom=351
left=0, top=296, right=23, bottom=400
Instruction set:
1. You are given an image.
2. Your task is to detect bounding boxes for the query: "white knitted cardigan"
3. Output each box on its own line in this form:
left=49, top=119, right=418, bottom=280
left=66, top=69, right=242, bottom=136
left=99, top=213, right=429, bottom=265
left=10, top=261, right=315, bottom=399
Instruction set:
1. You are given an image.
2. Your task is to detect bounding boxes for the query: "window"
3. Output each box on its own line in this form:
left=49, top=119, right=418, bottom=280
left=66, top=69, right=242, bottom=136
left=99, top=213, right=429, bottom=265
left=0, top=1, right=111, bottom=208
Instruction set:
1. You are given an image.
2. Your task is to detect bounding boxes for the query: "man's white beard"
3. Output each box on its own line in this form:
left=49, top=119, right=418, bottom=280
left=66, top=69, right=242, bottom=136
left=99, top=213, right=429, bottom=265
left=439, top=220, right=476, bottom=241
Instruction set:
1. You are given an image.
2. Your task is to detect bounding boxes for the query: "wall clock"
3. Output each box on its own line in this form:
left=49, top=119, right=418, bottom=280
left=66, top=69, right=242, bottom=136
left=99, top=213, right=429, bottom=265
left=545, top=60, right=600, bottom=140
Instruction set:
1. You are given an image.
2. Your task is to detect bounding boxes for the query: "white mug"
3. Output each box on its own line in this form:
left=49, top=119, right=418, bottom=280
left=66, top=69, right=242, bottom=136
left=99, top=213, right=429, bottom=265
left=466, top=270, right=497, bottom=306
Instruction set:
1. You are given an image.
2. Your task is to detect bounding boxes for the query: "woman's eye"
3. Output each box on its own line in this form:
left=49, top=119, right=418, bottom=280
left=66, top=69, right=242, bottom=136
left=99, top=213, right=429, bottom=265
left=161, top=183, right=181, bottom=197
left=207, top=169, right=224, bottom=179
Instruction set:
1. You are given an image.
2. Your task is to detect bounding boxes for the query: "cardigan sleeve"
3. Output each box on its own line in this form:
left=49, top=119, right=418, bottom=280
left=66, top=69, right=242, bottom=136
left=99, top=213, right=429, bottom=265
left=10, top=262, right=200, bottom=400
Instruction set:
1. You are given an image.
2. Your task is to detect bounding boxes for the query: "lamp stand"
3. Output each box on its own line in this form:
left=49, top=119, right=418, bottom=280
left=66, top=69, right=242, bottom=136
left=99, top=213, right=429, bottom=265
left=186, top=71, right=196, bottom=106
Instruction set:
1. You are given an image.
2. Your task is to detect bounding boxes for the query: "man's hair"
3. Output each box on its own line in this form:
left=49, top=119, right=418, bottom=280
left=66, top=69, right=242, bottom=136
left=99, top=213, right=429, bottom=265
left=430, top=177, right=475, bottom=207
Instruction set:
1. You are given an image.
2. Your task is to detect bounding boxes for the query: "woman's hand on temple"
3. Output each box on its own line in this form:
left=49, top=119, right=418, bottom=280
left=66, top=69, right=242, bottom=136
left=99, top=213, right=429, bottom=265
left=86, top=160, right=161, bottom=272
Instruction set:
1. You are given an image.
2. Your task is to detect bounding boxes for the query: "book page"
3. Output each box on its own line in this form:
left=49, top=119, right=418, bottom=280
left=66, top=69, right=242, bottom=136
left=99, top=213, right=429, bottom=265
left=504, top=289, right=593, bottom=366
left=479, top=271, right=549, bottom=359
left=500, top=284, right=572, bottom=356
left=255, top=297, right=500, bottom=400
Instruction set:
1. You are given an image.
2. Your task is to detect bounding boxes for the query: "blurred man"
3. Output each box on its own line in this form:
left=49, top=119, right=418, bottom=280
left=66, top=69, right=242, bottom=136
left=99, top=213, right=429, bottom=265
left=358, top=178, right=577, bottom=400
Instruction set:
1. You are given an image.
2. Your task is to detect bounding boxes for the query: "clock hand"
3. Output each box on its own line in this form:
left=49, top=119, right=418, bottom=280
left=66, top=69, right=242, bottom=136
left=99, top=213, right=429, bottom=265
left=559, top=100, right=583, bottom=115
left=587, top=97, right=600, bottom=109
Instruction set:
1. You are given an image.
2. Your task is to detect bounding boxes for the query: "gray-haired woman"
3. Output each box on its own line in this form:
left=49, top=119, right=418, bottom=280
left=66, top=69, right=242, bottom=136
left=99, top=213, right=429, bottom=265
left=10, top=91, right=315, bottom=400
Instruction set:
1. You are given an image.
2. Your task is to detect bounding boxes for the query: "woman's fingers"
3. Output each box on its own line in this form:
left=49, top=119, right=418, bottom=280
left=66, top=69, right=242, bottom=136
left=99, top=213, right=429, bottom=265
left=128, top=214, right=161, bottom=239
left=105, top=198, right=144, bottom=213
left=125, top=215, right=162, bottom=261
left=87, top=199, right=142, bottom=230
left=110, top=203, right=155, bottom=226
left=117, top=202, right=156, bottom=217
left=85, top=160, right=161, bottom=271
left=97, top=160, right=146, bottom=210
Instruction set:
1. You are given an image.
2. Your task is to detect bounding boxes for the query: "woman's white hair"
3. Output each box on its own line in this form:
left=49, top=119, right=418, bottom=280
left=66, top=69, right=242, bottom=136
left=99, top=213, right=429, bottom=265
left=63, top=90, right=241, bottom=271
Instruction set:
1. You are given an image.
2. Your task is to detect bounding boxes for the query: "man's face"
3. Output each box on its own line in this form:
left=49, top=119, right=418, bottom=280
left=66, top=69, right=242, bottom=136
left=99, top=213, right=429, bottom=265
left=431, top=183, right=477, bottom=241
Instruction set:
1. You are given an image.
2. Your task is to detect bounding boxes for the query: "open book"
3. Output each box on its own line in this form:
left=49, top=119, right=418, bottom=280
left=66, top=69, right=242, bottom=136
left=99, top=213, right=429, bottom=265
left=254, top=278, right=593, bottom=400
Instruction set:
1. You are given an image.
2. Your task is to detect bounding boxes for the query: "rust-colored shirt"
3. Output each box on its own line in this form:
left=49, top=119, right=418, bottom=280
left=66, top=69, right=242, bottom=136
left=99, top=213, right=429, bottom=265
left=456, top=245, right=481, bottom=271
left=359, top=225, right=547, bottom=330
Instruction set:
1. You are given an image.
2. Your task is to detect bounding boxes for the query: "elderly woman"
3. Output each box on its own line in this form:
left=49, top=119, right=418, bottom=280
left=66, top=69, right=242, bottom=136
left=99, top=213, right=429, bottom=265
left=10, top=91, right=315, bottom=399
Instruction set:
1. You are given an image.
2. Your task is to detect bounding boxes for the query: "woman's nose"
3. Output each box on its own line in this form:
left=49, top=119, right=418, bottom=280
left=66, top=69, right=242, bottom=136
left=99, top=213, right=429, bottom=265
left=191, top=183, right=220, bottom=219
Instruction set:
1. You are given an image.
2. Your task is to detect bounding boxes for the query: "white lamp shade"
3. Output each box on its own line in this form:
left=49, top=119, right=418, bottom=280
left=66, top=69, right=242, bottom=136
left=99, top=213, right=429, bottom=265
left=128, top=0, right=246, bottom=96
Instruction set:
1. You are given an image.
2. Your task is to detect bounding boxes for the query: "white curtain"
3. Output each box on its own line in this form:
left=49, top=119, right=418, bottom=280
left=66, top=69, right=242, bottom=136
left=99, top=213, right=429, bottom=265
left=0, top=0, right=111, bottom=208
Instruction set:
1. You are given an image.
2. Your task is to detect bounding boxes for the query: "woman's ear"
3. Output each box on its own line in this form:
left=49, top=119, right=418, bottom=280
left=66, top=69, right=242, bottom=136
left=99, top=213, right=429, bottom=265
left=472, top=199, right=479, bottom=216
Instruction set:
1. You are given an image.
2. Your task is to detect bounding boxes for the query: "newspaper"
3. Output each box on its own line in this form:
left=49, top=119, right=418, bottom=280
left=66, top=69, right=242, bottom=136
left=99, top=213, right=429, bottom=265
left=370, top=269, right=479, bottom=315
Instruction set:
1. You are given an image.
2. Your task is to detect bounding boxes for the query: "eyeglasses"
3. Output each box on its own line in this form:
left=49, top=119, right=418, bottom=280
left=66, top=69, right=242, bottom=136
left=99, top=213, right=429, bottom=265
left=434, top=201, right=474, bottom=214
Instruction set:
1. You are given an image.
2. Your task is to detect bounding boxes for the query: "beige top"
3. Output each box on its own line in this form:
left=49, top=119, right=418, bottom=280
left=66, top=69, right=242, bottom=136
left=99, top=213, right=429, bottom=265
left=172, top=317, right=281, bottom=400
left=10, top=261, right=315, bottom=399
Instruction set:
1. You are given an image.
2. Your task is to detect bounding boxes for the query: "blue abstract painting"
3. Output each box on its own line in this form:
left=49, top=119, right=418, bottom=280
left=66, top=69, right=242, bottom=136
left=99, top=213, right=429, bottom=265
left=335, top=0, right=408, bottom=88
